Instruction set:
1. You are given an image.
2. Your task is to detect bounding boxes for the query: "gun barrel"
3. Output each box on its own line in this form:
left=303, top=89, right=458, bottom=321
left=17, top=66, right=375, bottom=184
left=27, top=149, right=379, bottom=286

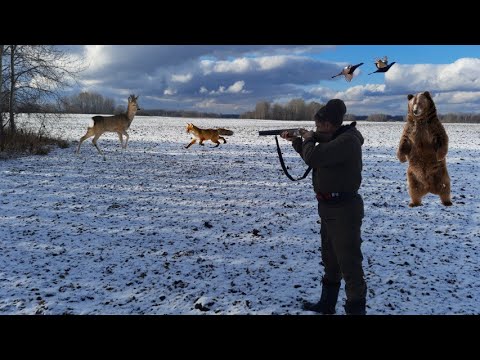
left=258, top=128, right=300, bottom=136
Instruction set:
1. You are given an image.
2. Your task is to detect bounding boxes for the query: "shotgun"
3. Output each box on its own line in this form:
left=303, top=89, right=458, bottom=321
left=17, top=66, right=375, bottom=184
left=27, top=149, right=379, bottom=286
left=258, top=128, right=303, bottom=136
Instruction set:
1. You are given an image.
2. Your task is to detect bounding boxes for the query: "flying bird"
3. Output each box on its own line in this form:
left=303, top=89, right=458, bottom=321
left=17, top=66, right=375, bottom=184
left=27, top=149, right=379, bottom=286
left=331, top=62, right=364, bottom=82
left=374, top=56, right=389, bottom=69
left=369, top=56, right=396, bottom=75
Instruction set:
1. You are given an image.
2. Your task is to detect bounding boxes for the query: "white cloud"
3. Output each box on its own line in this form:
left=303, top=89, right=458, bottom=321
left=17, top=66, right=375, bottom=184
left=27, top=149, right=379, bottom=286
left=196, top=99, right=217, bottom=108
left=226, top=81, right=246, bottom=93
left=84, top=45, right=111, bottom=71
left=257, top=56, right=290, bottom=71
left=81, top=79, right=103, bottom=87
left=434, top=90, right=480, bottom=104
left=386, top=58, right=480, bottom=92
left=340, top=84, right=386, bottom=101
left=201, top=55, right=303, bottom=75
left=308, top=86, right=338, bottom=100
left=207, top=81, right=248, bottom=95
left=171, top=73, right=192, bottom=83
left=164, top=88, right=177, bottom=96
left=213, top=58, right=253, bottom=73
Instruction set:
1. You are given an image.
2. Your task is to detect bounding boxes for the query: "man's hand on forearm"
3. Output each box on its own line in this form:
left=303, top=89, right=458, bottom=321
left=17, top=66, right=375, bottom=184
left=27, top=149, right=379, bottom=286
left=280, top=131, right=300, bottom=142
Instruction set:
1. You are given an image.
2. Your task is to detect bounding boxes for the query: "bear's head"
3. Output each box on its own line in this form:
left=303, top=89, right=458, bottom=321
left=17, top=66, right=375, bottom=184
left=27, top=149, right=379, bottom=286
left=407, top=91, right=436, bottom=119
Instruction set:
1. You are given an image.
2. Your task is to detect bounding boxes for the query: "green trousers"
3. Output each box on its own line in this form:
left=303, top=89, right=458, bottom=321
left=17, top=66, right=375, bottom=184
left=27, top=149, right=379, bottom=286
left=317, top=194, right=367, bottom=302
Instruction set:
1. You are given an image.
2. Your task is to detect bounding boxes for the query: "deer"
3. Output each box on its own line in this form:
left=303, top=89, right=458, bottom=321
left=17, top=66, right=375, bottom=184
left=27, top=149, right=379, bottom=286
left=76, top=94, right=141, bottom=160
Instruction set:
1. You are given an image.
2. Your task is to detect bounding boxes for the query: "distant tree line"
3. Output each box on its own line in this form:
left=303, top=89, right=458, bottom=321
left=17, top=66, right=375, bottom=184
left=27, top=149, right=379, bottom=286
left=439, top=113, right=480, bottom=123
left=60, top=92, right=116, bottom=114
left=240, top=98, right=324, bottom=121
left=138, top=108, right=239, bottom=118
left=241, top=100, right=480, bottom=123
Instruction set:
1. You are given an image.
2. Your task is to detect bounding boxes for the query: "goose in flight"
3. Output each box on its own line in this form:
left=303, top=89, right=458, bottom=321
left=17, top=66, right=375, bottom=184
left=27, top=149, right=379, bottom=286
left=331, top=62, right=364, bottom=82
left=369, top=58, right=396, bottom=75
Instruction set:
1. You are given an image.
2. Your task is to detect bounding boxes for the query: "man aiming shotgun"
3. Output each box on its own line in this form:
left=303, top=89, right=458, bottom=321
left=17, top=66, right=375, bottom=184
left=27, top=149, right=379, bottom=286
left=278, top=99, right=368, bottom=315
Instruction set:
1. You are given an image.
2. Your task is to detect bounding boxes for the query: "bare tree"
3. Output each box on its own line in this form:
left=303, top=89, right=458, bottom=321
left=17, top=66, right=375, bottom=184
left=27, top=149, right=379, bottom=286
left=306, top=101, right=322, bottom=120
left=254, top=101, right=270, bottom=119
left=3, top=45, right=86, bottom=132
left=286, top=98, right=306, bottom=120
left=271, top=103, right=285, bottom=120
left=8, top=45, right=16, bottom=132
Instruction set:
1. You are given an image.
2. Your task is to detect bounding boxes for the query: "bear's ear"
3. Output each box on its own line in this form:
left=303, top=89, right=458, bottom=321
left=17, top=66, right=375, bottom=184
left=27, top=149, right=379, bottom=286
left=423, top=91, right=432, bottom=100
left=407, top=94, right=414, bottom=100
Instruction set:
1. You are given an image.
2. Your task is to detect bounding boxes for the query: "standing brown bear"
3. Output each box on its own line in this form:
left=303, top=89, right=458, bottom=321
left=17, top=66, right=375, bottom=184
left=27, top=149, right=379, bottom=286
left=397, top=91, right=452, bottom=207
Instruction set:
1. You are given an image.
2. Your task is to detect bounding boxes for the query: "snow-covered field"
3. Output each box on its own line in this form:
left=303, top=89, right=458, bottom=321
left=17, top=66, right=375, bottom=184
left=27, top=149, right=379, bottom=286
left=1, top=114, right=479, bottom=315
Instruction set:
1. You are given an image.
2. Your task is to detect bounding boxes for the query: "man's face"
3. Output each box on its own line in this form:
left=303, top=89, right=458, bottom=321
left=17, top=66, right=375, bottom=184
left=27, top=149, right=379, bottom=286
left=315, top=121, right=337, bottom=133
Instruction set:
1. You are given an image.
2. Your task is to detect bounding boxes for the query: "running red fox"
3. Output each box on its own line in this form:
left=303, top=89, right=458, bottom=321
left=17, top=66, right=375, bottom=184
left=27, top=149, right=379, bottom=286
left=185, top=123, right=234, bottom=148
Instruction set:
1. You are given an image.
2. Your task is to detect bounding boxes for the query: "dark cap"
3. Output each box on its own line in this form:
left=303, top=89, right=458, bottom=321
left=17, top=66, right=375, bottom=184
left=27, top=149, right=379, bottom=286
left=314, top=99, right=347, bottom=127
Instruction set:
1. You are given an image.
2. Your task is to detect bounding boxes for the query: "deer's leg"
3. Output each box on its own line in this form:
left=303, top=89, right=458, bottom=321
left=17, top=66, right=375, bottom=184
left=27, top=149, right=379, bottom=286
left=76, top=128, right=94, bottom=154
left=123, top=131, right=129, bottom=149
left=118, top=132, right=124, bottom=149
left=92, top=133, right=106, bottom=160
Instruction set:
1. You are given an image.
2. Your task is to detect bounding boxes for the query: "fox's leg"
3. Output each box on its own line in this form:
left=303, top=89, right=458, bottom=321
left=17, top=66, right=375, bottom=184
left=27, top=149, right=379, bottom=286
left=213, top=140, right=221, bottom=147
left=199, top=139, right=205, bottom=146
left=219, top=136, right=226, bottom=144
left=185, top=139, right=196, bottom=149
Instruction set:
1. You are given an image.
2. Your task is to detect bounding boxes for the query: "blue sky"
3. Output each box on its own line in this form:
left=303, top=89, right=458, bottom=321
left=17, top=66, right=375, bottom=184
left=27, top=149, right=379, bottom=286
left=63, top=45, right=480, bottom=116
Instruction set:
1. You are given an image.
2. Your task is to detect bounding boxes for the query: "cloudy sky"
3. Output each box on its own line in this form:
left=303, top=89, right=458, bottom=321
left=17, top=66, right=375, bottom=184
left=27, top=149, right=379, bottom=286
left=62, top=45, right=480, bottom=116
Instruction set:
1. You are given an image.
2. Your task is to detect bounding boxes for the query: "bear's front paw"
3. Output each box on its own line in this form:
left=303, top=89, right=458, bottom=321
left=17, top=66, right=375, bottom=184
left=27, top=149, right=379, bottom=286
left=399, top=141, right=411, bottom=154
left=397, top=152, right=407, bottom=163
left=436, top=150, right=447, bottom=161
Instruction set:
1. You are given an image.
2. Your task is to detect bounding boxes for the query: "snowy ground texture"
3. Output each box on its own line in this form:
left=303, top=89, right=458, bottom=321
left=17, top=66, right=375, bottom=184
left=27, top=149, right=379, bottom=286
left=1, top=114, right=479, bottom=315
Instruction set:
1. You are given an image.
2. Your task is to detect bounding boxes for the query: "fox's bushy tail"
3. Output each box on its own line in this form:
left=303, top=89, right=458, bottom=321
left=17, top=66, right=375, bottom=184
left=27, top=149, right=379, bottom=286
left=217, top=128, right=233, bottom=136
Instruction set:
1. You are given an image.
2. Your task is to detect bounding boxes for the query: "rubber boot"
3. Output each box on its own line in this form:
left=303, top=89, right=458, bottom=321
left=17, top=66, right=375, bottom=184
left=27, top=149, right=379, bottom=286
left=344, top=299, right=366, bottom=315
left=302, top=278, right=341, bottom=314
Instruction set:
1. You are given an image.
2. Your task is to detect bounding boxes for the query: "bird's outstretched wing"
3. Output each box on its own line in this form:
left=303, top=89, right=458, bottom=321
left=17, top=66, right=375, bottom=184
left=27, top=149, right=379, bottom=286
left=349, top=62, right=364, bottom=73
left=369, top=61, right=396, bottom=75
left=384, top=62, right=396, bottom=71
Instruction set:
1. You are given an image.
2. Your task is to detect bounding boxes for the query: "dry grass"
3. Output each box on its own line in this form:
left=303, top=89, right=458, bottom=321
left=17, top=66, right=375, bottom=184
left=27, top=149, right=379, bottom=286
left=0, top=128, right=69, bottom=158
